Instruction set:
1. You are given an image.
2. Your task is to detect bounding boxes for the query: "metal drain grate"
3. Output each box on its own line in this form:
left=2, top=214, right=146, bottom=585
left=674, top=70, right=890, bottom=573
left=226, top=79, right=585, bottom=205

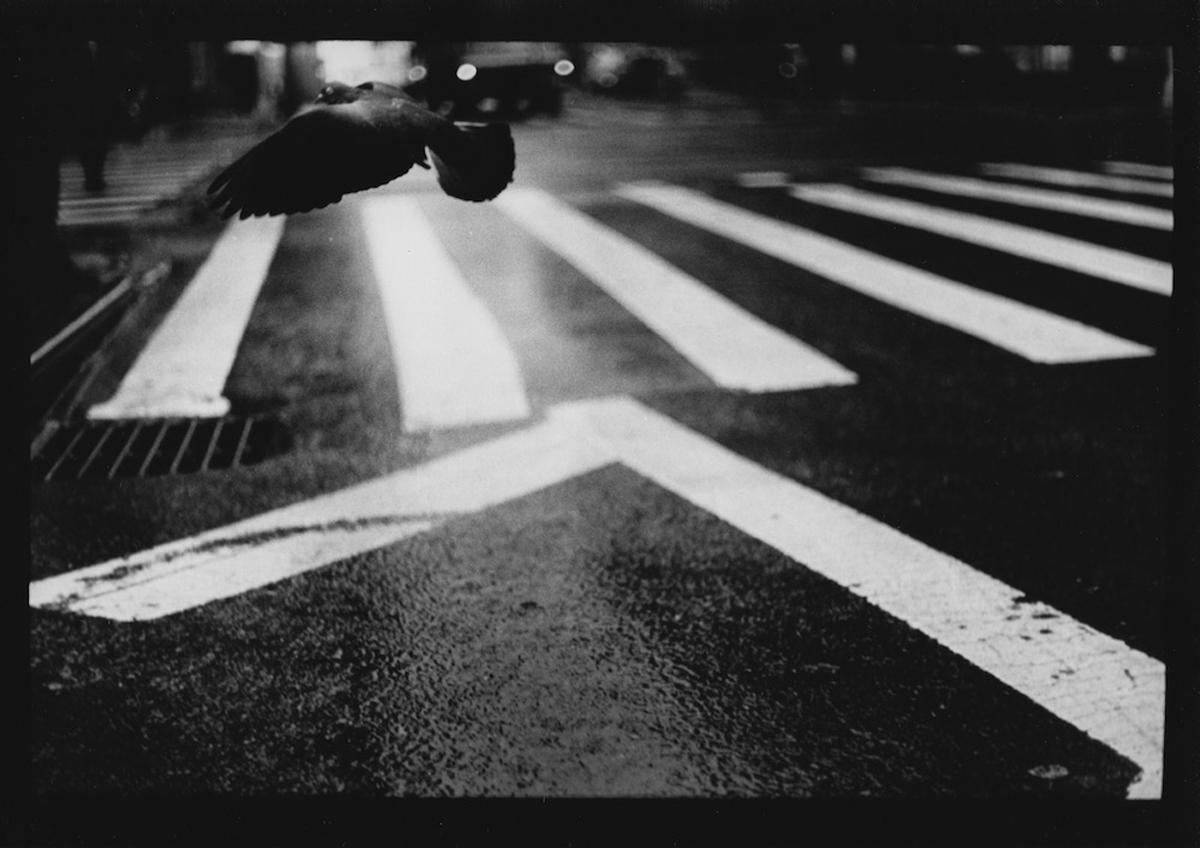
left=31, top=415, right=290, bottom=482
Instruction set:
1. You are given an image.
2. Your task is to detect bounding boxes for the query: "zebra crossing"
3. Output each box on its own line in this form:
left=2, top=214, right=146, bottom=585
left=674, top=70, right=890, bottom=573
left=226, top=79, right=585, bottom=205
left=57, top=135, right=248, bottom=227
left=978, top=162, right=1174, bottom=198
left=81, top=157, right=1170, bottom=429
left=857, top=166, right=1172, bottom=229
left=46, top=158, right=1169, bottom=799
left=617, top=181, right=1156, bottom=363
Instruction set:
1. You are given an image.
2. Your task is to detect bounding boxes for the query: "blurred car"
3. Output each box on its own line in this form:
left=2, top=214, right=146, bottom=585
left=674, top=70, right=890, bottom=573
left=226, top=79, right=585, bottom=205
left=582, top=43, right=687, bottom=99
left=404, top=42, right=574, bottom=118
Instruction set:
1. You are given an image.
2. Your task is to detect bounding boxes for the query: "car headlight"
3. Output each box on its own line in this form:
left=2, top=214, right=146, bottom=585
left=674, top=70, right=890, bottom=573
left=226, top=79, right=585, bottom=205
left=456, top=63, right=478, bottom=82
left=554, top=59, right=575, bottom=77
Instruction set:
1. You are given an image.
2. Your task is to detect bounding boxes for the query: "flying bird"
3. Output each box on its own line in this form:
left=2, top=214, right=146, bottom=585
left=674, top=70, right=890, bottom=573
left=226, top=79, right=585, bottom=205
left=208, top=81, right=516, bottom=219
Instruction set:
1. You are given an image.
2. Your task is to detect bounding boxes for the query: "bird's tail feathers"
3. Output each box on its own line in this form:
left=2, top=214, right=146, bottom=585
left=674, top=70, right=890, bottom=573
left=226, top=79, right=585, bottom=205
left=429, top=122, right=515, bottom=202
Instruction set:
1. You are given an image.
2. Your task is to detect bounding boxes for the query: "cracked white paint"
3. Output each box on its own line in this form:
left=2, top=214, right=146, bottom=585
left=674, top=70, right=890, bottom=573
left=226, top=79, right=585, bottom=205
left=553, top=397, right=1165, bottom=799
left=29, top=415, right=611, bottom=621
left=32, top=396, right=1164, bottom=797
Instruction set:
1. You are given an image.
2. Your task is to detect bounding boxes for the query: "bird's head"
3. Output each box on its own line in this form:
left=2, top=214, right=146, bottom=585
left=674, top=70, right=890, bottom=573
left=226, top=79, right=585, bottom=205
left=315, top=82, right=360, bottom=105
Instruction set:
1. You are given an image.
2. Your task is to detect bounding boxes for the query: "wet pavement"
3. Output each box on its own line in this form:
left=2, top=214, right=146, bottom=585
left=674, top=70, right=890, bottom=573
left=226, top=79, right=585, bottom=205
left=25, top=85, right=1182, bottom=841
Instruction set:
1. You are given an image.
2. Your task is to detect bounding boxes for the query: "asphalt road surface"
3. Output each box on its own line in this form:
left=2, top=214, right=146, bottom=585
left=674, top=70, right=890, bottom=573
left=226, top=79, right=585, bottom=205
left=26, top=88, right=1178, bottom=832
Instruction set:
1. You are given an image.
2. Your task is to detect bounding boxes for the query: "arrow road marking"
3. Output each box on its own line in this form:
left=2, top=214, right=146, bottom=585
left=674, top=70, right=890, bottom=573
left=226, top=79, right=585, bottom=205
left=556, top=397, right=1164, bottom=800
left=31, top=396, right=1164, bottom=798
left=30, top=414, right=611, bottom=621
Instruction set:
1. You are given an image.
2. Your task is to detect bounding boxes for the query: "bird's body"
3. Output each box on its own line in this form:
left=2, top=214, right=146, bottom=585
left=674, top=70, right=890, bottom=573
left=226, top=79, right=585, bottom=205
left=208, top=81, right=516, bottom=219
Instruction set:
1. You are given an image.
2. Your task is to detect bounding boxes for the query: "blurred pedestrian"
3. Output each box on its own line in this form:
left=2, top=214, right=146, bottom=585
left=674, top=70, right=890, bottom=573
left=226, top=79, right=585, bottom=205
left=70, top=42, right=121, bottom=193
left=9, top=40, right=119, bottom=325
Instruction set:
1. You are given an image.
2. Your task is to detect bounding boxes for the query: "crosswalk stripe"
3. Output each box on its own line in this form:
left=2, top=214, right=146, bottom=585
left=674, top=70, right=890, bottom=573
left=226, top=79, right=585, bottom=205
left=859, top=167, right=1173, bottom=231
left=979, top=163, right=1173, bottom=198
left=1099, top=161, right=1173, bottom=180
left=28, top=413, right=613, bottom=622
left=87, top=216, right=285, bottom=420
left=555, top=396, right=1164, bottom=799
left=58, top=212, right=141, bottom=227
left=616, top=182, right=1154, bottom=363
left=60, top=173, right=204, bottom=188
left=57, top=153, right=217, bottom=226
left=495, top=188, right=857, bottom=392
left=59, top=169, right=209, bottom=184
left=61, top=162, right=208, bottom=172
left=361, top=196, right=532, bottom=431
left=735, top=171, right=793, bottom=189
left=60, top=196, right=161, bottom=208
left=60, top=207, right=148, bottom=221
left=789, top=183, right=1172, bottom=295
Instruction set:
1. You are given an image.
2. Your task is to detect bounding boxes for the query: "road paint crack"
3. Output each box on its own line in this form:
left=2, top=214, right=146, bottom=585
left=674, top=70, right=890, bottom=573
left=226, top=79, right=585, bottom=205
left=31, top=395, right=1164, bottom=797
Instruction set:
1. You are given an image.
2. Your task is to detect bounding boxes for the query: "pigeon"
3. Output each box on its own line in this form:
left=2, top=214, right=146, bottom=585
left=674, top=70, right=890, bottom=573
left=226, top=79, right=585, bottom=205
left=208, top=81, right=516, bottom=219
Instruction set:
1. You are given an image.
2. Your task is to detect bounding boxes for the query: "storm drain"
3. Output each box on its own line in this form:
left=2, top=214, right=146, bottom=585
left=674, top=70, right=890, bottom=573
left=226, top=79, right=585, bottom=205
left=31, top=415, right=290, bottom=482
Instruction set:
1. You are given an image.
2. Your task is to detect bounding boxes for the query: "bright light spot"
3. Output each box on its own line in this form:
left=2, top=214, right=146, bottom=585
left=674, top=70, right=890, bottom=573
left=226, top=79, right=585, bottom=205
left=456, top=63, right=478, bottom=81
left=226, top=41, right=263, bottom=55
left=315, top=41, right=377, bottom=84
left=408, top=65, right=428, bottom=82
left=554, top=59, right=575, bottom=77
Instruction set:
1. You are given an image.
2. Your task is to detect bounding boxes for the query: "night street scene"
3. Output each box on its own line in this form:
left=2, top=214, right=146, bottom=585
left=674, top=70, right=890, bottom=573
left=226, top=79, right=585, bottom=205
left=11, top=1, right=1200, bottom=843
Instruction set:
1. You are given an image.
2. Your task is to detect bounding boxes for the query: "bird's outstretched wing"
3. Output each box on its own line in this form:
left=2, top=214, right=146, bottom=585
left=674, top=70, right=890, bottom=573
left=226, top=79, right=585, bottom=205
left=208, top=103, right=425, bottom=219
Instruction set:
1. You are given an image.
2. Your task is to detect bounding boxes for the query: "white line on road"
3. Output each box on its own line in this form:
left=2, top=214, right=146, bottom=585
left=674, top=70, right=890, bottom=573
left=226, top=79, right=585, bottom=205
left=60, top=181, right=196, bottom=196
left=59, top=212, right=142, bottom=227
left=60, top=166, right=213, bottom=180
left=87, top=215, right=285, bottom=419
left=495, top=188, right=857, bottom=392
left=29, top=415, right=613, bottom=622
left=60, top=206, right=149, bottom=220
left=979, top=163, right=1173, bottom=198
left=553, top=396, right=1165, bottom=799
left=59, top=209, right=152, bottom=225
left=31, top=394, right=1164, bottom=797
left=58, top=178, right=204, bottom=195
left=859, top=167, right=1173, bottom=231
left=1099, top=161, right=1173, bottom=181
left=616, top=182, right=1153, bottom=363
left=60, top=195, right=164, bottom=208
left=361, top=196, right=532, bottom=431
left=735, top=171, right=793, bottom=189
left=788, top=183, right=1172, bottom=296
